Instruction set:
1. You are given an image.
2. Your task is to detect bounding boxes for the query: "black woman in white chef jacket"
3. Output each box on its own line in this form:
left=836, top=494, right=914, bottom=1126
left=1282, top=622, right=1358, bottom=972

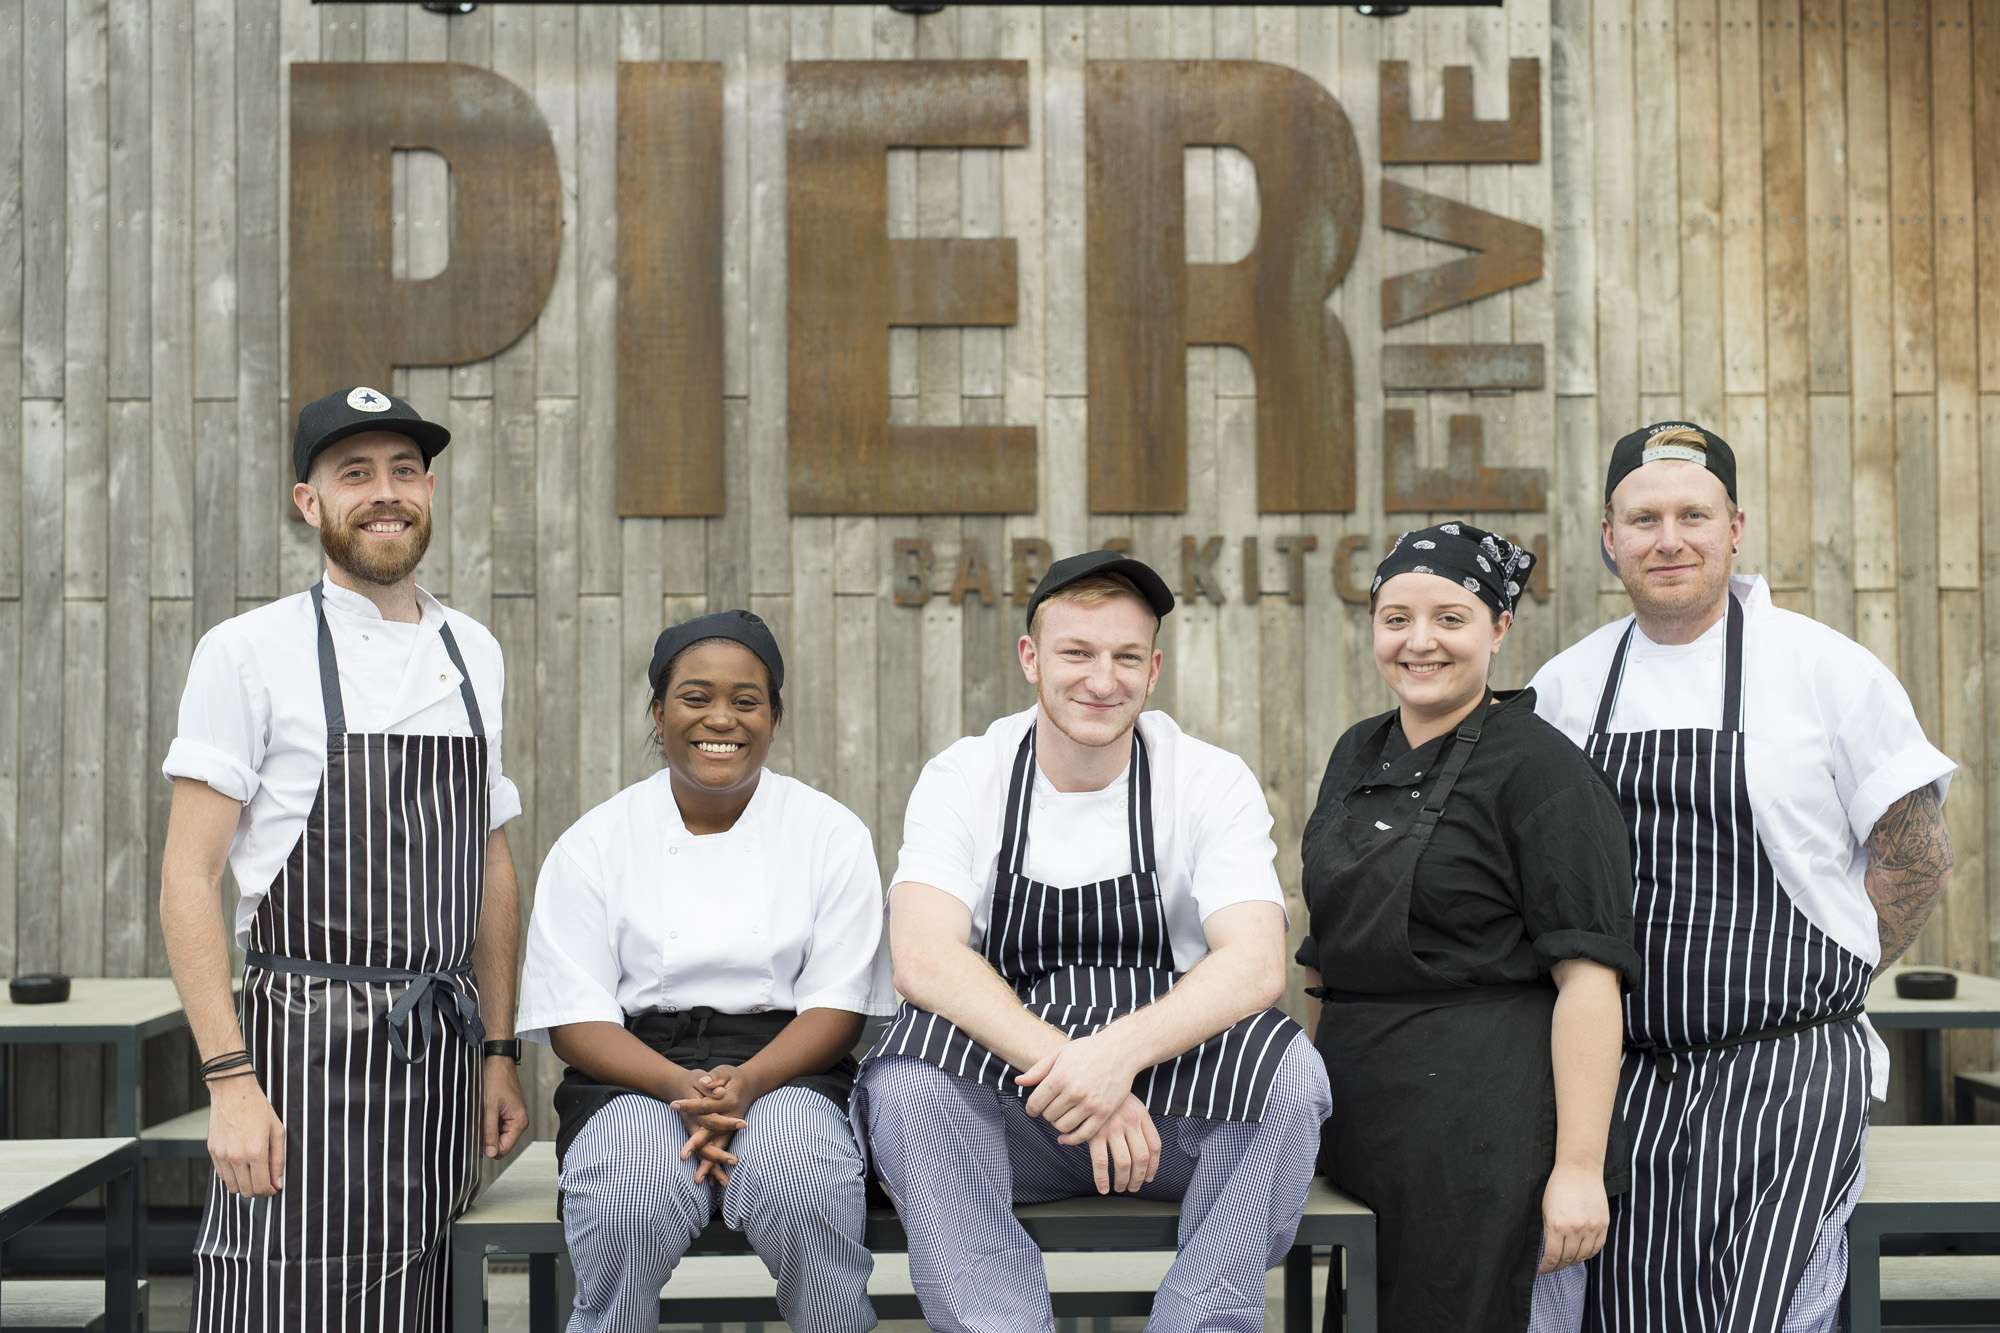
left=516, top=611, right=893, bottom=1333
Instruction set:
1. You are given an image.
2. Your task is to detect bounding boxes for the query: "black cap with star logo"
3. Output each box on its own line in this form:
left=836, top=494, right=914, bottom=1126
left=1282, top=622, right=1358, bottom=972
left=292, top=386, right=452, bottom=483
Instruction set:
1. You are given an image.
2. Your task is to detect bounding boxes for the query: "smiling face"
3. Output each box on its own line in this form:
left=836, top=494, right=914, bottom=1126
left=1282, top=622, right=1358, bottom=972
left=1603, top=460, right=1744, bottom=630
left=1371, top=573, right=1508, bottom=722
left=1019, top=591, right=1161, bottom=751
left=295, top=431, right=436, bottom=586
left=652, top=639, right=777, bottom=801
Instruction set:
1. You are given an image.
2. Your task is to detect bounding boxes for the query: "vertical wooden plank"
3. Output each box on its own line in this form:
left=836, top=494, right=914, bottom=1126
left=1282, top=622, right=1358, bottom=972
left=22, top=0, right=64, bottom=400
left=1810, top=394, right=1854, bottom=632
left=104, top=400, right=148, bottom=977
left=1978, top=399, right=2000, bottom=1042
left=236, top=0, right=281, bottom=603
left=60, top=599, right=106, bottom=1136
left=194, top=398, right=237, bottom=638
left=577, top=7, right=620, bottom=601
left=577, top=595, right=622, bottom=813
left=106, top=0, right=147, bottom=402
left=19, top=401, right=62, bottom=973
left=66, top=0, right=108, bottom=609
left=1721, top=0, right=1767, bottom=396
left=150, top=0, right=194, bottom=602
left=1938, top=589, right=1987, bottom=973
left=448, top=396, right=494, bottom=629
left=711, top=4, right=747, bottom=400
left=535, top=4, right=579, bottom=400
left=708, top=398, right=750, bottom=613
left=0, top=599, right=19, bottom=985
left=1895, top=397, right=1942, bottom=737
left=1763, top=0, right=1811, bottom=591
left=1979, top=5, right=2000, bottom=393
left=1552, top=0, right=1598, bottom=396
left=1850, top=0, right=1896, bottom=591
left=1729, top=393, right=1772, bottom=576
left=1595, top=0, right=1640, bottom=452
left=145, top=601, right=193, bottom=979
left=488, top=8, right=537, bottom=598
left=193, top=0, right=235, bottom=401
left=0, top=0, right=22, bottom=605
left=1636, top=0, right=1682, bottom=399
left=835, top=592, right=880, bottom=829
left=619, top=519, right=663, bottom=789
left=1889, top=0, right=1935, bottom=395
left=1679, top=0, right=1725, bottom=428
left=747, top=5, right=789, bottom=595
left=790, top=517, right=836, bottom=792
left=1044, top=6, right=1087, bottom=403
left=1933, top=0, right=1979, bottom=589
left=1803, top=0, right=1848, bottom=394
left=534, top=395, right=581, bottom=897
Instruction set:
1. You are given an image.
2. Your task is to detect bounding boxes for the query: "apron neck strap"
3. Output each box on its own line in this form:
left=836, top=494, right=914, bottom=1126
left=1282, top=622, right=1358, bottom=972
left=310, top=580, right=488, bottom=741
left=999, top=721, right=1155, bottom=881
left=310, top=581, right=348, bottom=737
left=1418, top=692, right=1491, bottom=821
left=1590, top=592, right=1746, bottom=736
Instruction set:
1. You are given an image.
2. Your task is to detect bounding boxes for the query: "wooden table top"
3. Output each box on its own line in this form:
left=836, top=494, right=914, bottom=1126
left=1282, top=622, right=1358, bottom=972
left=1865, top=967, right=2000, bottom=1028
left=1860, top=1126, right=2000, bottom=1205
left=0, top=977, right=189, bottom=1035
left=0, top=1138, right=137, bottom=1235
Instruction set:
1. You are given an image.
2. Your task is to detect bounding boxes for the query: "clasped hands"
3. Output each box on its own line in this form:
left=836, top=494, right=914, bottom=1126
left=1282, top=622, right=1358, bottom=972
left=1015, top=1028, right=1161, bottom=1196
left=668, top=1064, right=761, bottom=1186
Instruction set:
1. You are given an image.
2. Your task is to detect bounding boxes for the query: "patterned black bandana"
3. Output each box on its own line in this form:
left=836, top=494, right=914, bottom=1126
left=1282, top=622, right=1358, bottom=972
left=1371, top=522, right=1535, bottom=618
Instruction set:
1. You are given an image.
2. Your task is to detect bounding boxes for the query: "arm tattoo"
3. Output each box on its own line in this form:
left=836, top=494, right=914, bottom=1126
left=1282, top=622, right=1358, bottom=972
left=1863, top=785, right=1955, bottom=971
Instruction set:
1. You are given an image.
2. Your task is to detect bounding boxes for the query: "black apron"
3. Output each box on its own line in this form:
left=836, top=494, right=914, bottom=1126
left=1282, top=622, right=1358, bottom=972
left=551, top=1007, right=857, bottom=1171
left=1583, top=595, right=1871, bottom=1332
left=192, top=582, right=491, bottom=1333
left=866, top=726, right=1300, bottom=1123
left=1304, top=692, right=1601, bottom=1333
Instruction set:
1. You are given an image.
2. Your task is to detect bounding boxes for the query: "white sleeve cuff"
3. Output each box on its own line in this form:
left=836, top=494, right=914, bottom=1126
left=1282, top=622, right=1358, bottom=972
left=889, top=857, right=983, bottom=913
left=1848, top=747, right=1956, bottom=846
left=795, top=988, right=897, bottom=1020
left=489, top=774, right=523, bottom=829
left=514, top=1004, right=626, bottom=1047
left=162, top=737, right=260, bottom=805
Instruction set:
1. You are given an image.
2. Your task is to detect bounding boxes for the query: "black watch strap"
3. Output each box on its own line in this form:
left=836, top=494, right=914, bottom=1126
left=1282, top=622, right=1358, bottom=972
left=482, top=1039, right=522, bottom=1064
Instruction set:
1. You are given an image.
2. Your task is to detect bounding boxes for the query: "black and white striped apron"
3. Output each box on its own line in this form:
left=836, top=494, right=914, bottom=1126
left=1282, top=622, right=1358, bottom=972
left=1583, top=595, right=1872, bottom=1332
left=867, top=727, right=1299, bottom=1123
left=192, top=581, right=491, bottom=1333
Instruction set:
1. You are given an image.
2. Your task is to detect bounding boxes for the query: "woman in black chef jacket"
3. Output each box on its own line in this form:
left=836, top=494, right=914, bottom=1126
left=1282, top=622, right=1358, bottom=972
left=1299, top=523, right=1638, bottom=1333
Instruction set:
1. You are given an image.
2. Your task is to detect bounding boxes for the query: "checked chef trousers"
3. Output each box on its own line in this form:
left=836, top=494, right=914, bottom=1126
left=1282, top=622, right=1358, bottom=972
left=859, top=1034, right=1331, bottom=1333
left=559, top=1087, right=876, bottom=1333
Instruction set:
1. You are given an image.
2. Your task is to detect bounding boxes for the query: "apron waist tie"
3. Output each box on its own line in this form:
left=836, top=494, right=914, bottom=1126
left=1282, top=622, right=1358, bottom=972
left=245, top=950, right=486, bottom=1063
left=1627, top=1002, right=1867, bottom=1084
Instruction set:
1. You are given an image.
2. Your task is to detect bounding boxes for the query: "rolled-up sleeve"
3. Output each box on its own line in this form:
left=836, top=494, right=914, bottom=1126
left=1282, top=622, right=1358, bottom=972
left=1515, top=781, right=1642, bottom=987
left=1831, top=661, right=1956, bottom=845
left=162, top=630, right=267, bottom=803
left=794, top=820, right=896, bottom=1018
left=516, top=840, right=626, bottom=1045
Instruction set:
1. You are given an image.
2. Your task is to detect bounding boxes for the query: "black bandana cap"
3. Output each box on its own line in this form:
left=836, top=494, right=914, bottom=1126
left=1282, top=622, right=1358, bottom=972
left=1371, top=522, right=1535, bottom=619
left=1604, top=421, right=1737, bottom=505
left=648, top=610, right=785, bottom=695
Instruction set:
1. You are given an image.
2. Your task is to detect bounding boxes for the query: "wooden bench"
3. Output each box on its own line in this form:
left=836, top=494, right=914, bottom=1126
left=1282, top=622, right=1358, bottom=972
left=136, top=1109, right=208, bottom=1161
left=449, top=1142, right=1377, bottom=1333
left=1847, top=1126, right=2000, bottom=1333
left=0, top=1140, right=142, bottom=1333
left=0, top=1280, right=150, bottom=1331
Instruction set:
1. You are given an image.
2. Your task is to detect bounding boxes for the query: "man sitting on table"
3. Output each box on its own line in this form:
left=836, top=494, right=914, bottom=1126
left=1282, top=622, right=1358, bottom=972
left=855, top=550, right=1332, bottom=1333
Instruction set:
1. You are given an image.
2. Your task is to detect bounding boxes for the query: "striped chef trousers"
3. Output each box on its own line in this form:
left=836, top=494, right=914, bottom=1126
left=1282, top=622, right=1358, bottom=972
left=559, top=1086, right=877, bottom=1333
left=857, top=1033, right=1331, bottom=1333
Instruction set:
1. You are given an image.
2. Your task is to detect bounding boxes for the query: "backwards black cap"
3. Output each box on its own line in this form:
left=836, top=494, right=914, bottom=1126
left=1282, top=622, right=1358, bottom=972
left=648, top=610, right=785, bottom=695
left=293, top=387, right=451, bottom=484
left=1023, top=549, right=1176, bottom=632
left=1604, top=421, right=1737, bottom=506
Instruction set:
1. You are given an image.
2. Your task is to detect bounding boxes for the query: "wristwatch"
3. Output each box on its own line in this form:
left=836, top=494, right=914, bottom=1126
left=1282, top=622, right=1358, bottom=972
left=482, top=1039, right=523, bottom=1064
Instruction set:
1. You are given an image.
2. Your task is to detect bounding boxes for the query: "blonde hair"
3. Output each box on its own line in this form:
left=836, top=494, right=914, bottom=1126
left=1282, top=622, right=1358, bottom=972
left=1028, top=572, right=1157, bottom=642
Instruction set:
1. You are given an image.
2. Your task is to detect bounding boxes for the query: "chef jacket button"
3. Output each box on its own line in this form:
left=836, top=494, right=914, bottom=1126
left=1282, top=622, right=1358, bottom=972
left=752, top=926, right=761, bottom=934
left=669, top=847, right=678, bottom=855
left=670, top=930, right=679, bottom=939
left=1410, top=791, right=1420, bottom=798
left=1381, top=763, right=1389, bottom=770
left=440, top=673, right=448, bottom=682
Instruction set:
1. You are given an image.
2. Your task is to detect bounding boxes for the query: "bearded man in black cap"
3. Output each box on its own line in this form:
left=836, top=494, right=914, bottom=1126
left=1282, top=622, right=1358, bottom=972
left=1531, top=423, right=1956, bottom=1333
left=160, top=387, right=529, bottom=1331
left=854, top=550, right=1332, bottom=1333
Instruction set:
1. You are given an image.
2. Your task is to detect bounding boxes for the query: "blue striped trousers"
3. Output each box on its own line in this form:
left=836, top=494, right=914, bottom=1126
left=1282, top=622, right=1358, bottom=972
left=857, top=1033, right=1331, bottom=1333
left=558, top=1086, right=877, bottom=1333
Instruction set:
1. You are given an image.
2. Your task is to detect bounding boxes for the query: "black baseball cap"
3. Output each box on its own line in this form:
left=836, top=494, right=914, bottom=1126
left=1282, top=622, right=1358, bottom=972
left=1023, top=549, right=1176, bottom=632
left=292, top=386, right=451, bottom=483
left=1604, top=421, right=1737, bottom=506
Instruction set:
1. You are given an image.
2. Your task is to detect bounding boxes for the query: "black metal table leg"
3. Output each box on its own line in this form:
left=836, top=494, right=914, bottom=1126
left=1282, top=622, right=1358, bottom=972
left=1284, top=1245, right=1313, bottom=1333
left=105, top=1164, right=138, bottom=1332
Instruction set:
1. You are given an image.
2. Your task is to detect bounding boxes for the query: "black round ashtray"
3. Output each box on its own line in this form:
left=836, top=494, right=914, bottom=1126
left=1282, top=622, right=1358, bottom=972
left=9, top=973, right=70, bottom=1005
left=1895, top=970, right=1958, bottom=1001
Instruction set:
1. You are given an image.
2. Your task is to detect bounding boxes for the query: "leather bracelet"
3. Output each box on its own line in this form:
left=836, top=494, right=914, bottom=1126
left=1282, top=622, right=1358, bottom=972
left=481, top=1039, right=522, bottom=1064
left=204, top=1068, right=259, bottom=1083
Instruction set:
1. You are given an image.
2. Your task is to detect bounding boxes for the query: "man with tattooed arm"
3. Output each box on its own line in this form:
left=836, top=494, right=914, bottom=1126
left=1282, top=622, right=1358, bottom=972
left=1528, top=422, right=1955, bottom=1333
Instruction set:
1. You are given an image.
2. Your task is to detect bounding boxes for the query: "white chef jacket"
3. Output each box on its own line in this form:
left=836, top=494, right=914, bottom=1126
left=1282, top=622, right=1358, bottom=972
left=894, top=706, right=1287, bottom=973
left=516, top=768, right=894, bottom=1045
left=163, top=576, right=521, bottom=948
left=1530, top=574, right=1955, bottom=1099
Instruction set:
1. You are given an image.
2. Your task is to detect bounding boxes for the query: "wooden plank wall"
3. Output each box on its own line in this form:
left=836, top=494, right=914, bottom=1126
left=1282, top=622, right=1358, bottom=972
left=0, top=0, right=1994, bottom=1158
